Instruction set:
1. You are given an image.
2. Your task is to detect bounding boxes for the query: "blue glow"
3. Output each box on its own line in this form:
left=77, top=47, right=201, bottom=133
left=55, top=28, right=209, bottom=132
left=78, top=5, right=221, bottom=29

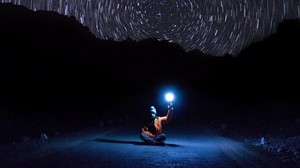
left=165, top=92, right=174, bottom=102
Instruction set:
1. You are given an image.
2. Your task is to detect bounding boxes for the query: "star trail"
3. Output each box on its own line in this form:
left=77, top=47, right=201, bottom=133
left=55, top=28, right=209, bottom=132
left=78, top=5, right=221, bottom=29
left=2, top=0, right=300, bottom=56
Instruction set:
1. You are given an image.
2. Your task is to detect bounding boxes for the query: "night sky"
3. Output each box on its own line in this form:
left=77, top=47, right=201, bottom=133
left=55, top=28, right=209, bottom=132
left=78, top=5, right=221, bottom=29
left=2, top=0, right=300, bottom=56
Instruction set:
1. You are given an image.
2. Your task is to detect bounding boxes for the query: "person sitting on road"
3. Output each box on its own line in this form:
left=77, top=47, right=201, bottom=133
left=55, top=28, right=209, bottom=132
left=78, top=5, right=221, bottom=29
left=140, top=104, right=173, bottom=145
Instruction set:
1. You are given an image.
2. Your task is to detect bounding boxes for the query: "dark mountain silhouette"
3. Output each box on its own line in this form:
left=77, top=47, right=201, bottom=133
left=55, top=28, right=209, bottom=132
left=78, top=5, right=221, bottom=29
left=210, top=19, right=300, bottom=118
left=213, top=19, right=300, bottom=98
left=0, top=3, right=222, bottom=104
left=0, top=3, right=221, bottom=136
left=0, top=3, right=299, bottom=140
left=236, top=19, right=300, bottom=93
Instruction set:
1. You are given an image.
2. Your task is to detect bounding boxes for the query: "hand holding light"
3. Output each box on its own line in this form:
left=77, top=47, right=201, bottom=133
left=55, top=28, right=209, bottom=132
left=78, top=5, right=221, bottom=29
left=165, top=92, right=174, bottom=111
left=168, top=103, right=174, bottom=111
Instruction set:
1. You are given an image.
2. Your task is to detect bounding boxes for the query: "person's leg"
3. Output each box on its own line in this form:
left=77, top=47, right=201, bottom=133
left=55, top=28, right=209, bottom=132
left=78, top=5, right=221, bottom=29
left=140, top=132, right=156, bottom=144
left=154, top=133, right=166, bottom=142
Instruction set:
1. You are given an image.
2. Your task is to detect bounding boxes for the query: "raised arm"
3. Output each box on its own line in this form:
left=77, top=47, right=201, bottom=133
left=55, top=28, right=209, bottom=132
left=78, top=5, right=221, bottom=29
left=161, top=103, right=173, bottom=124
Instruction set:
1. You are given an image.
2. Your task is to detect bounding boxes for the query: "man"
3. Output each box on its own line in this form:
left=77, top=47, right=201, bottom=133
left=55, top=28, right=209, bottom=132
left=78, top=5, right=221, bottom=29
left=140, top=103, right=173, bottom=145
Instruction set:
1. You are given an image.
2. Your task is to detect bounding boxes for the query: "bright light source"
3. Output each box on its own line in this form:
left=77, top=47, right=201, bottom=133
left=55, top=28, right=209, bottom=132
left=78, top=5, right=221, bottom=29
left=165, top=92, right=174, bottom=102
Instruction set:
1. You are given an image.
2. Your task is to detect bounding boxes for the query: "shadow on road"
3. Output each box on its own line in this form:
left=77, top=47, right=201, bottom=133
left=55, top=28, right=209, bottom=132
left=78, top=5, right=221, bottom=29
left=95, top=138, right=180, bottom=147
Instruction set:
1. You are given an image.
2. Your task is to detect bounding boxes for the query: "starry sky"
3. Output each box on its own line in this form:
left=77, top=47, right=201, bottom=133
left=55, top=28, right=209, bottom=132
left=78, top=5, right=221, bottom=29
left=2, top=0, right=300, bottom=56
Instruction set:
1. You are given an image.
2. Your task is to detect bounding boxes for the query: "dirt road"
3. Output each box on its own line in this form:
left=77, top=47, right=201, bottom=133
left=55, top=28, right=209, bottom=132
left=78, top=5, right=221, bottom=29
left=2, top=126, right=284, bottom=168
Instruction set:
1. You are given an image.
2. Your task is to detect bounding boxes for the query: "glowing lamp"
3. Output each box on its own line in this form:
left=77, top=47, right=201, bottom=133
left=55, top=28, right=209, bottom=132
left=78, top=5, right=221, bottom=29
left=165, top=92, right=174, bottom=103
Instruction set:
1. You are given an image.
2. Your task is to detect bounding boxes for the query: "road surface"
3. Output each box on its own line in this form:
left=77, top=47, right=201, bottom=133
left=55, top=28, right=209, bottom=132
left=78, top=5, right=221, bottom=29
left=2, top=126, right=284, bottom=168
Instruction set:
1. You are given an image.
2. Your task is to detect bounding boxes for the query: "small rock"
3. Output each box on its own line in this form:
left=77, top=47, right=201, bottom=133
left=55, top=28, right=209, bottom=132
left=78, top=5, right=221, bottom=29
left=277, top=148, right=282, bottom=152
left=40, top=133, right=48, bottom=141
left=21, top=136, right=30, bottom=142
left=260, top=137, right=265, bottom=145
left=221, top=123, right=227, bottom=130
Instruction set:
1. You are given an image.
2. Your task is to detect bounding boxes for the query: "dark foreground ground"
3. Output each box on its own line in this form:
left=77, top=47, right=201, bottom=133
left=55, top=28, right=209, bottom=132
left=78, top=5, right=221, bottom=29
left=0, top=125, right=292, bottom=168
left=222, top=118, right=300, bottom=167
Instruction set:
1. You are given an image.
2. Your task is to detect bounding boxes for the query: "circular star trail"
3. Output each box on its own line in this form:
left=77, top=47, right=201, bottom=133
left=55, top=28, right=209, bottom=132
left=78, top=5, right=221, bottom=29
left=3, top=0, right=300, bottom=56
